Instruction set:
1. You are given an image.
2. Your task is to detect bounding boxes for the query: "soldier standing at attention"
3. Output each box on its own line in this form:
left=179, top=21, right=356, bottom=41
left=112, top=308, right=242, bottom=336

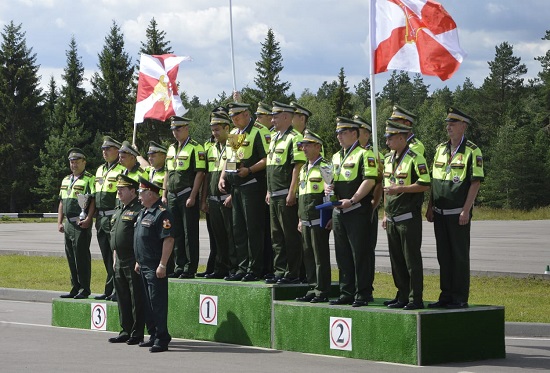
left=163, top=115, right=205, bottom=279
left=58, top=148, right=96, bottom=299
left=426, top=108, right=484, bottom=309
left=119, top=141, right=148, bottom=183
left=94, top=136, right=125, bottom=301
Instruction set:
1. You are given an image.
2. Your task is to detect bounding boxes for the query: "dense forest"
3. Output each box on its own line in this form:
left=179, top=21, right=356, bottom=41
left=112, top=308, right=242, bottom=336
left=1, top=19, right=549, bottom=212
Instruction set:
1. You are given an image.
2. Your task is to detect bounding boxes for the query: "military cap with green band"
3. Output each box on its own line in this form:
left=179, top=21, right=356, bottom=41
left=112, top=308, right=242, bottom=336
left=147, top=141, right=167, bottom=154
left=102, top=136, right=121, bottom=149
left=335, top=116, right=360, bottom=133
left=390, top=104, right=417, bottom=125
left=271, top=101, right=295, bottom=114
left=255, top=102, right=272, bottom=116
left=210, top=112, right=231, bottom=126
left=227, top=102, right=250, bottom=117
left=384, top=120, right=411, bottom=137
left=118, top=141, right=140, bottom=157
left=116, top=174, right=139, bottom=189
left=170, top=115, right=191, bottom=129
left=290, top=101, right=312, bottom=117
left=67, top=147, right=87, bottom=160
left=445, top=107, right=472, bottom=124
left=352, top=114, right=372, bottom=132
left=297, top=130, right=323, bottom=146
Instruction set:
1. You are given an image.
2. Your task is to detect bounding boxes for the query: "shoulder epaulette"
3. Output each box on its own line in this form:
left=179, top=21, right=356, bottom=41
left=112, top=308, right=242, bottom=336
left=384, top=152, right=393, bottom=159
left=253, top=122, right=264, bottom=130
left=84, top=171, right=94, bottom=178
left=137, top=167, right=145, bottom=173
left=466, top=140, right=478, bottom=150
left=189, top=139, right=199, bottom=146
left=407, top=149, right=418, bottom=158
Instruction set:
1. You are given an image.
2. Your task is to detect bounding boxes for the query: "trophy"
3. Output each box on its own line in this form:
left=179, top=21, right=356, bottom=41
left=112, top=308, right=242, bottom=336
left=319, top=163, right=337, bottom=202
left=77, top=193, right=92, bottom=221
left=226, top=133, right=246, bottom=172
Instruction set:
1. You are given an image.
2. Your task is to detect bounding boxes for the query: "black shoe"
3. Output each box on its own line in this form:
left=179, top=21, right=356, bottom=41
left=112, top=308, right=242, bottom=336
left=241, top=273, right=260, bottom=282
left=265, top=276, right=281, bottom=284
left=178, top=272, right=195, bottom=279
left=139, top=339, right=155, bottom=348
left=427, top=300, right=450, bottom=308
left=109, top=294, right=118, bottom=302
left=387, top=301, right=408, bottom=309
left=446, top=302, right=469, bottom=309
left=108, top=335, right=130, bottom=343
left=263, top=273, right=275, bottom=280
left=168, top=272, right=182, bottom=278
left=277, top=277, right=300, bottom=284
left=60, top=293, right=77, bottom=299
left=73, top=293, right=89, bottom=299
left=296, top=294, right=315, bottom=302
left=196, top=271, right=212, bottom=278
left=383, top=298, right=398, bottom=306
left=94, top=294, right=108, bottom=300
left=224, top=273, right=245, bottom=281
left=127, top=337, right=143, bottom=345
left=310, top=296, right=329, bottom=303
left=403, top=302, right=424, bottom=310
left=205, top=272, right=227, bottom=279
left=329, top=298, right=354, bottom=305
left=150, top=344, right=168, bottom=353
left=352, top=300, right=369, bottom=307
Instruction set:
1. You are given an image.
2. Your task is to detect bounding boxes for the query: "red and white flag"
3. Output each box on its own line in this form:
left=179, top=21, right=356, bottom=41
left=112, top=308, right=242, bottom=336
left=134, top=54, right=191, bottom=124
left=373, top=0, right=466, bottom=81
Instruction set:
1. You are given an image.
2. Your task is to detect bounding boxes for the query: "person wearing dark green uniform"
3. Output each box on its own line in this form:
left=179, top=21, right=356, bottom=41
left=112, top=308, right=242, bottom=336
left=163, top=115, right=205, bottom=279
left=57, top=148, right=96, bottom=299
left=426, top=108, right=484, bottom=309
left=389, top=105, right=425, bottom=157
left=219, top=102, right=270, bottom=281
left=134, top=177, right=174, bottom=353
left=329, top=118, right=378, bottom=307
left=295, top=131, right=331, bottom=303
left=108, top=174, right=144, bottom=345
left=382, top=120, right=431, bottom=310
left=146, top=141, right=167, bottom=189
left=200, top=112, right=235, bottom=279
left=94, top=136, right=125, bottom=301
left=291, top=101, right=325, bottom=157
left=119, top=141, right=148, bottom=182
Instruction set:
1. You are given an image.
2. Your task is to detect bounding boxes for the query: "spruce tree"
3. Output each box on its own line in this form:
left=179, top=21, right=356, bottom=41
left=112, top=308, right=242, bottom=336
left=331, top=67, right=352, bottom=118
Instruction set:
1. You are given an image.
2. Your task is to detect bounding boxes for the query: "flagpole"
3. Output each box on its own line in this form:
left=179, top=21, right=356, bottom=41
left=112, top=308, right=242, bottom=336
left=369, top=0, right=378, bottom=155
left=229, top=0, right=237, bottom=93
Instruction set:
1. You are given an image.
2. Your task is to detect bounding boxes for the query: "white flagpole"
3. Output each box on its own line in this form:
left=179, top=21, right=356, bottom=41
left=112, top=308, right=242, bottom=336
left=369, top=0, right=378, bottom=156
left=229, top=0, right=237, bottom=93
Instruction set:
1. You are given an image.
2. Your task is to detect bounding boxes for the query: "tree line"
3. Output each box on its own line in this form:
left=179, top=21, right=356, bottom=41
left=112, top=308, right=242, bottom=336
left=0, top=20, right=549, bottom=212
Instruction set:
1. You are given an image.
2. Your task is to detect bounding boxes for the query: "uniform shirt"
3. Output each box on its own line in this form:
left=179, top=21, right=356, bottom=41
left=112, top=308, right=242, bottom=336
left=407, top=134, right=425, bottom=157
left=332, top=142, right=379, bottom=211
left=165, top=138, right=206, bottom=192
left=123, top=163, right=148, bottom=183
left=146, top=166, right=166, bottom=197
left=225, top=119, right=270, bottom=187
left=431, top=138, right=484, bottom=210
left=95, top=162, right=125, bottom=210
left=383, top=147, right=431, bottom=216
left=59, top=171, right=96, bottom=219
left=266, top=126, right=306, bottom=193
left=110, top=197, right=142, bottom=263
left=133, top=199, right=174, bottom=268
left=298, top=157, right=330, bottom=221
left=206, top=141, right=228, bottom=197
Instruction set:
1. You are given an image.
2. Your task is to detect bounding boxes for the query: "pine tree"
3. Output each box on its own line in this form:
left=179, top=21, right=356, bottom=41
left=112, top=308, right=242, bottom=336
left=0, top=21, right=44, bottom=211
left=331, top=67, right=352, bottom=118
left=354, top=77, right=371, bottom=110
left=59, top=36, right=87, bottom=123
left=252, top=28, right=291, bottom=103
left=140, top=18, right=173, bottom=55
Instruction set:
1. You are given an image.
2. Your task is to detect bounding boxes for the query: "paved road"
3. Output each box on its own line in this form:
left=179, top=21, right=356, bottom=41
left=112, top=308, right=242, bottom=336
left=1, top=299, right=549, bottom=372
left=0, top=220, right=549, bottom=275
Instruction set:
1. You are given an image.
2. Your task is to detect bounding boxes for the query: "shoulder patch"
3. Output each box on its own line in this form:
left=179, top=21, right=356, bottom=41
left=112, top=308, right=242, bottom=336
left=198, top=151, right=206, bottom=161
left=418, top=163, right=428, bottom=175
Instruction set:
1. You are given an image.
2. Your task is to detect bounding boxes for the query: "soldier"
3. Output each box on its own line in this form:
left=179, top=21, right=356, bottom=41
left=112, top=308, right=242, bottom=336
left=426, top=108, right=484, bottom=309
left=265, top=101, right=306, bottom=284
left=382, top=120, right=431, bottom=310
left=108, top=174, right=144, bottom=345
left=57, top=148, right=96, bottom=299
left=134, top=177, right=174, bottom=352
left=255, top=101, right=274, bottom=131
left=119, top=141, right=148, bottom=182
left=94, top=136, right=125, bottom=301
left=389, top=105, right=425, bottom=156
left=328, top=118, right=378, bottom=307
left=218, top=102, right=270, bottom=281
left=295, top=131, right=331, bottom=303
left=291, top=101, right=324, bottom=156
left=163, top=115, right=205, bottom=279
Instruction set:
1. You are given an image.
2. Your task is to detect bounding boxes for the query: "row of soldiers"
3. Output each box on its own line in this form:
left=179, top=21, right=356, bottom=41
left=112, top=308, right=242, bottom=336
left=57, top=100, right=484, bottom=349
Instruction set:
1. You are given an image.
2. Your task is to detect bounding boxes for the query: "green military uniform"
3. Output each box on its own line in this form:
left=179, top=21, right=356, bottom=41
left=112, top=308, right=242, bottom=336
left=331, top=119, right=379, bottom=304
left=110, top=175, right=144, bottom=341
left=431, top=108, right=484, bottom=306
left=224, top=103, right=271, bottom=278
left=297, top=133, right=331, bottom=299
left=407, top=134, right=425, bottom=156
left=267, top=102, right=306, bottom=281
left=390, top=104, right=425, bottom=157
left=59, top=148, right=95, bottom=298
left=201, top=136, right=218, bottom=275
left=95, top=136, right=125, bottom=299
left=383, top=121, right=431, bottom=306
left=119, top=141, right=148, bottom=182
left=166, top=116, right=206, bottom=277
left=133, top=179, right=174, bottom=350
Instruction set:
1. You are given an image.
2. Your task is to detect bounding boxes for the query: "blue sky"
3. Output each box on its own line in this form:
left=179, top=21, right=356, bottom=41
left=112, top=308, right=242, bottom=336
left=0, top=0, right=548, bottom=102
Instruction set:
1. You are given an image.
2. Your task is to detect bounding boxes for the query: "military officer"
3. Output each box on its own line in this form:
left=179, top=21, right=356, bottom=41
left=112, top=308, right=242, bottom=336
left=134, top=177, right=174, bottom=352
left=94, top=136, right=125, bottom=301
left=163, top=115, right=205, bottom=279
left=57, top=148, right=96, bottom=299
left=389, top=105, right=425, bottom=156
left=328, top=118, right=378, bottom=307
left=295, top=131, right=331, bottom=303
left=426, top=108, right=484, bottom=309
left=119, top=141, right=148, bottom=182
left=218, top=102, right=271, bottom=281
left=291, top=101, right=325, bottom=157
left=265, top=101, right=306, bottom=284
left=108, top=174, right=144, bottom=345
left=382, top=120, right=431, bottom=310
left=255, top=101, right=274, bottom=131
